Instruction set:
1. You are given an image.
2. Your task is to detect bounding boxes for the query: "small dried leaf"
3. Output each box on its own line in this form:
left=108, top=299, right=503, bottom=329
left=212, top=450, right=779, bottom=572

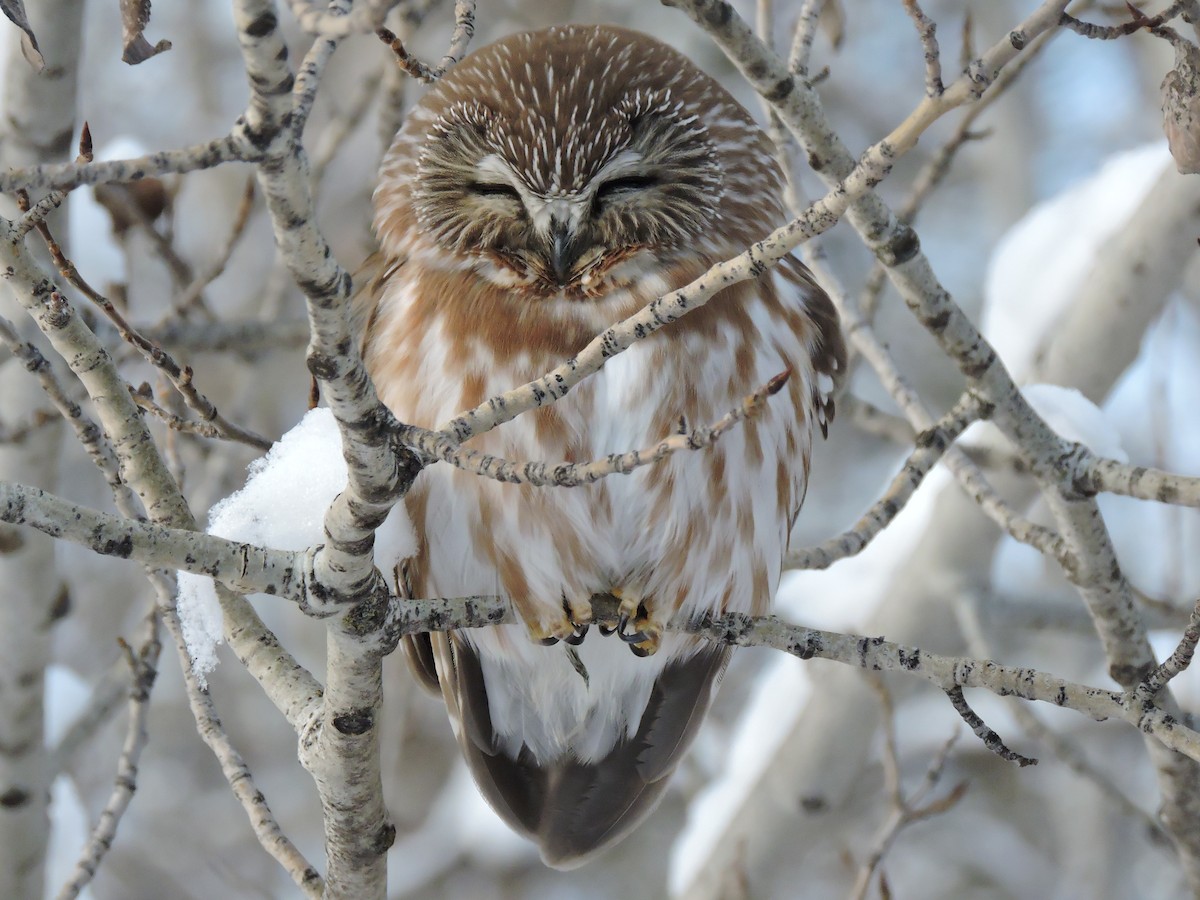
left=119, top=0, right=171, bottom=65
left=0, top=0, right=43, bottom=72
left=820, top=0, right=845, bottom=51
left=1162, top=42, right=1200, bottom=174
left=94, top=180, right=170, bottom=236
left=78, top=122, right=93, bottom=162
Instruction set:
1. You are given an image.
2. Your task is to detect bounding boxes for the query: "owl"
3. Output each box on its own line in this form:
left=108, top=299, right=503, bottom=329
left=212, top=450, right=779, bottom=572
left=357, top=24, right=845, bottom=868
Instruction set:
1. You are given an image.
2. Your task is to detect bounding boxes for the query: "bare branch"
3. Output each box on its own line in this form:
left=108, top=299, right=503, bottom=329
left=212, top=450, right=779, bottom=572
left=287, top=0, right=397, bottom=37
left=1077, top=455, right=1200, bottom=507
left=787, top=0, right=826, bottom=75
left=157, top=175, right=257, bottom=326
left=787, top=392, right=985, bottom=569
left=945, top=686, right=1037, bottom=767
left=0, top=134, right=254, bottom=194
left=26, top=210, right=273, bottom=451
left=0, top=480, right=300, bottom=599
left=375, top=1, right=476, bottom=83
left=56, top=610, right=159, bottom=900
left=159, top=586, right=324, bottom=897
left=1061, top=0, right=1187, bottom=39
left=407, top=370, right=790, bottom=487
left=368, top=593, right=1200, bottom=764
left=849, top=689, right=964, bottom=900
left=1136, top=597, right=1200, bottom=700
left=129, top=382, right=271, bottom=450
left=902, top=0, right=944, bottom=96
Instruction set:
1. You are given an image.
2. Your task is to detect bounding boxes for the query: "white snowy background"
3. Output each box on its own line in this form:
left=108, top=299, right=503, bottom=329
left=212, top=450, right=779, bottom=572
left=9, top=0, right=1197, bottom=897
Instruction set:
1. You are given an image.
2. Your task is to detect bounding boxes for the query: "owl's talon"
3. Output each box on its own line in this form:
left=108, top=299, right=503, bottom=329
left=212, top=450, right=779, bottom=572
left=565, top=623, right=589, bottom=645
left=598, top=622, right=617, bottom=636
left=613, top=595, right=663, bottom=655
left=538, top=635, right=561, bottom=646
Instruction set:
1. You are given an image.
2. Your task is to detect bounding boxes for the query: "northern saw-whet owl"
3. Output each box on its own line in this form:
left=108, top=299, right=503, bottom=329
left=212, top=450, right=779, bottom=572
left=358, top=24, right=845, bottom=868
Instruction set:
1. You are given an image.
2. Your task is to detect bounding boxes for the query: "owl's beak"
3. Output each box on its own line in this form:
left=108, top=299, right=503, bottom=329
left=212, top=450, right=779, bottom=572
left=547, top=218, right=580, bottom=286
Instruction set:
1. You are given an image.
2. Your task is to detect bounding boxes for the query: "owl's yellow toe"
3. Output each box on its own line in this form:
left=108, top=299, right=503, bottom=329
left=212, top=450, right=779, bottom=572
left=614, top=594, right=663, bottom=656
left=525, top=616, right=577, bottom=646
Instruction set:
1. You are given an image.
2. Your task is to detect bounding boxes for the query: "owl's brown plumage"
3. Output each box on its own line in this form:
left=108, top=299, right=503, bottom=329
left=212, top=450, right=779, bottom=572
left=360, top=25, right=845, bottom=867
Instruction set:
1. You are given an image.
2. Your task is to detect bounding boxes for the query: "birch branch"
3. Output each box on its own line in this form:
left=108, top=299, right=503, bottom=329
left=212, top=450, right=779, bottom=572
left=786, top=391, right=985, bottom=569
left=668, top=0, right=1200, bottom=886
left=375, top=0, right=476, bottom=83
left=55, top=608, right=159, bottom=900
left=406, top=370, right=789, bottom=486
left=0, top=3, right=84, bottom=892
left=0, top=134, right=254, bottom=194
left=0, top=221, right=320, bottom=885
left=1078, top=457, right=1200, bottom=506
left=231, top=3, right=397, bottom=894
left=902, top=0, right=944, bottom=97
left=0, top=481, right=301, bottom=598
left=354, top=593, right=1200, bottom=765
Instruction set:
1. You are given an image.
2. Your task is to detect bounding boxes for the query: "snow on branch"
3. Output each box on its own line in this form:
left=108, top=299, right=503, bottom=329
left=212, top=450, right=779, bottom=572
left=0, top=480, right=301, bottom=598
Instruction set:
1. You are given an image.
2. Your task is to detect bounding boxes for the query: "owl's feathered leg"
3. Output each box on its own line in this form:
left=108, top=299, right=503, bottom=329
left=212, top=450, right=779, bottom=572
left=508, top=592, right=595, bottom=646
left=509, top=595, right=578, bottom=645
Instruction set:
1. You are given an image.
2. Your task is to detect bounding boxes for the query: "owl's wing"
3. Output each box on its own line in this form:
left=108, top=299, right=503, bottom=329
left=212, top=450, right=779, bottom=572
left=401, top=633, right=442, bottom=694
left=349, top=250, right=406, bottom=356
left=424, top=630, right=730, bottom=869
left=780, top=255, right=847, bottom=437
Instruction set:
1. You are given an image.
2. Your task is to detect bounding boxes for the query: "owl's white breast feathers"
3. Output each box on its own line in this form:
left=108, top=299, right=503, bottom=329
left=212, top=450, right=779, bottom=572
left=370, top=263, right=819, bottom=763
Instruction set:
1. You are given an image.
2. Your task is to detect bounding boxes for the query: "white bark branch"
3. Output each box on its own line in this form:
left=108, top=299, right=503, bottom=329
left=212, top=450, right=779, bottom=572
left=0, top=2, right=83, bottom=894
left=666, top=0, right=1200, bottom=888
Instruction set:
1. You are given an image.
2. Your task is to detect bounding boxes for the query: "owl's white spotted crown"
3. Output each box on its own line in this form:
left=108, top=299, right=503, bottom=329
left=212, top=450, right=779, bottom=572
left=373, top=25, right=786, bottom=296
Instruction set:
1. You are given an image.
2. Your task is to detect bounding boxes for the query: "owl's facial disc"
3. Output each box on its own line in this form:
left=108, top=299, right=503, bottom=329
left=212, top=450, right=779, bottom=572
left=467, top=157, right=648, bottom=290
left=415, top=106, right=716, bottom=295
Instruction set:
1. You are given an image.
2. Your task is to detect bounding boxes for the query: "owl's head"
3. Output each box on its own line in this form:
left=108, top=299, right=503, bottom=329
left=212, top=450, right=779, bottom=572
left=374, top=25, right=783, bottom=298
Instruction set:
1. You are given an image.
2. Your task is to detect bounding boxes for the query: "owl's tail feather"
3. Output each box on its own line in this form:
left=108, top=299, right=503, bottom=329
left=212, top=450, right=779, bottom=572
left=422, top=631, right=730, bottom=869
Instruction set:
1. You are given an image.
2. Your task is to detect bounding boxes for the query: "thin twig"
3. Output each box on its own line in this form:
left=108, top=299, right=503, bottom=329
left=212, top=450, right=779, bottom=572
left=1136, top=596, right=1200, bottom=700
left=1061, top=0, right=1186, bottom=38
left=903, top=0, right=945, bottom=96
left=49, top=660, right=130, bottom=777
left=130, top=381, right=269, bottom=449
left=788, top=0, right=826, bottom=75
left=405, top=370, right=790, bottom=487
left=787, top=392, right=985, bottom=569
left=157, top=175, right=257, bottom=326
left=944, top=687, right=1038, bottom=767
left=849, top=683, right=965, bottom=900
left=56, top=608, right=160, bottom=900
left=25, top=208, right=273, bottom=451
left=376, top=0, right=476, bottom=83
